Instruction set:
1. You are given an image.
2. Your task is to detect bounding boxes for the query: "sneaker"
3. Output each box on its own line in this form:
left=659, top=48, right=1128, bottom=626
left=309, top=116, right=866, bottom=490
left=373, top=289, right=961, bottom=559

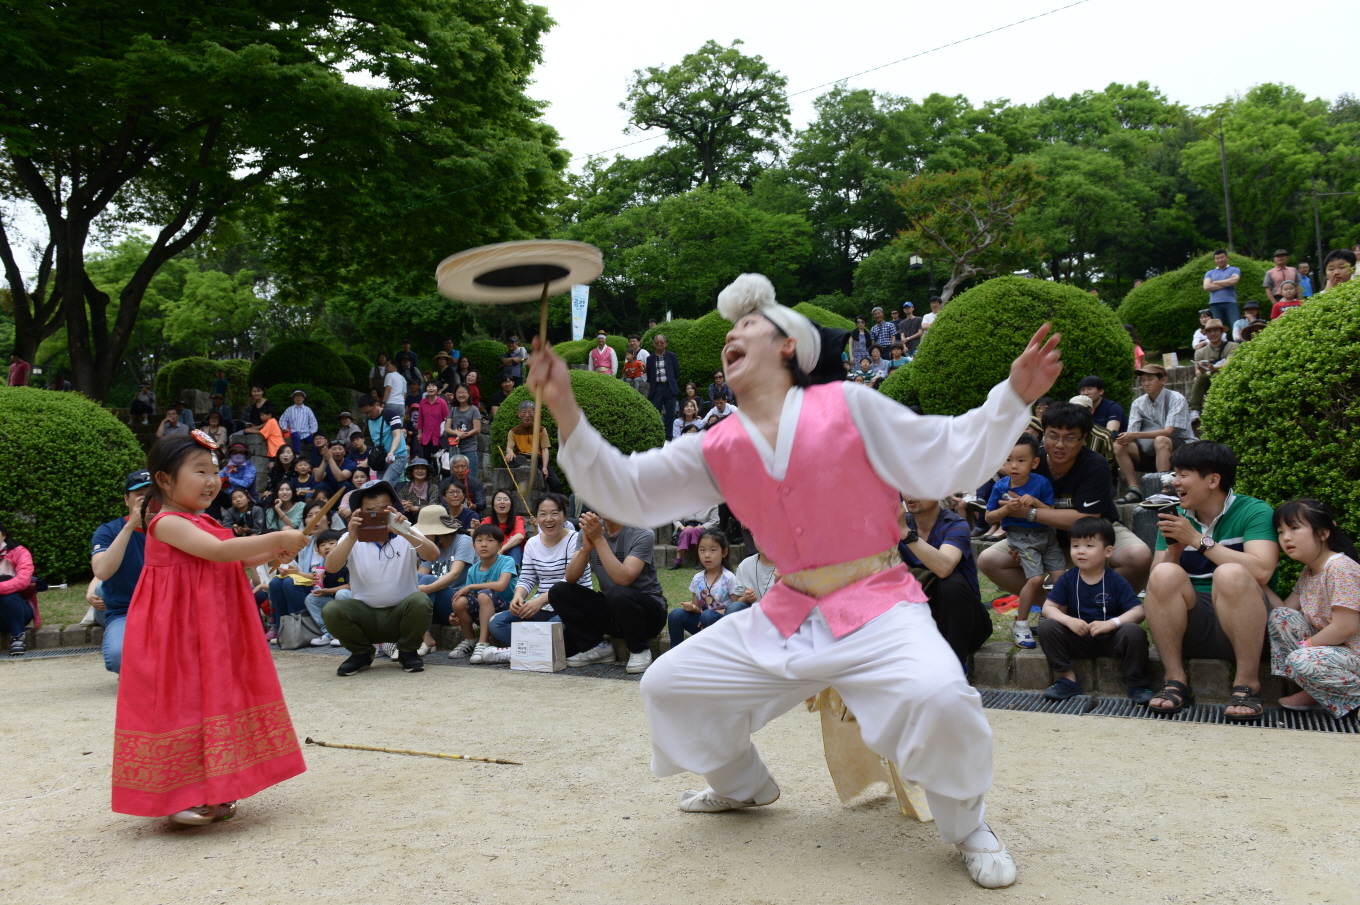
left=565, top=641, right=617, bottom=668
left=679, top=775, right=781, bottom=813
left=1128, top=686, right=1156, bottom=706
left=964, top=495, right=988, bottom=513
left=9, top=637, right=25, bottom=656
left=480, top=647, right=512, bottom=664
left=469, top=642, right=493, bottom=664
left=379, top=642, right=399, bottom=661
left=1010, top=621, right=1036, bottom=649
left=309, top=632, right=333, bottom=647
left=625, top=649, right=653, bottom=674
left=449, top=638, right=477, bottom=659
left=1042, top=677, right=1082, bottom=700
left=1189, top=409, right=1200, bottom=424
left=336, top=652, right=373, bottom=676
left=329, top=635, right=342, bottom=646
left=397, top=650, right=424, bottom=673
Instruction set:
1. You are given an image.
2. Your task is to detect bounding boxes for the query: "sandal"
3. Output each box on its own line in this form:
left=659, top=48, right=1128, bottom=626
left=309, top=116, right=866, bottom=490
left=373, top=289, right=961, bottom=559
left=1224, top=685, right=1264, bottom=722
left=1147, top=679, right=1194, bottom=715
left=1118, top=489, right=1143, bottom=504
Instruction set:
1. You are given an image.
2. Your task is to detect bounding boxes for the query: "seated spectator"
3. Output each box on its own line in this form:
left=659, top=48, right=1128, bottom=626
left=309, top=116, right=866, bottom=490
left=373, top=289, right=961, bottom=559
left=129, top=383, right=155, bottom=424
left=1024, top=396, right=1054, bottom=438
left=487, top=375, right=517, bottom=420
left=1232, top=301, right=1264, bottom=342
left=222, top=488, right=266, bottom=537
left=305, top=529, right=349, bottom=647
left=899, top=495, right=992, bottom=668
left=681, top=381, right=703, bottom=414
left=220, top=442, right=257, bottom=502
left=979, top=402, right=1152, bottom=597
left=488, top=493, right=586, bottom=647
left=306, top=433, right=330, bottom=468
left=337, top=465, right=371, bottom=518
left=86, top=471, right=151, bottom=670
left=202, top=410, right=228, bottom=448
left=443, top=384, right=481, bottom=481
left=984, top=434, right=1063, bottom=649
left=264, top=446, right=297, bottom=503
left=851, top=356, right=876, bottom=384
left=669, top=504, right=719, bottom=570
left=867, top=345, right=889, bottom=387
left=1318, top=248, right=1356, bottom=295
left=705, top=396, right=737, bottom=422
left=334, top=411, right=362, bottom=448
left=322, top=482, right=439, bottom=676
left=265, top=501, right=330, bottom=643
left=318, top=441, right=356, bottom=495
left=444, top=454, right=486, bottom=513
left=667, top=529, right=737, bottom=653
left=1144, top=442, right=1278, bottom=720
left=169, top=399, right=196, bottom=429
left=1266, top=499, right=1360, bottom=718
left=1077, top=376, right=1125, bottom=435
left=1188, top=319, right=1237, bottom=420
left=1269, top=280, right=1303, bottom=319
left=288, top=456, right=320, bottom=502
left=452, top=524, right=518, bottom=663
left=550, top=510, right=667, bottom=674
left=155, top=406, right=190, bottom=440
left=707, top=370, right=735, bottom=407
left=1065, top=395, right=1115, bottom=466
left=396, top=459, right=437, bottom=517
left=483, top=490, right=527, bottom=569
left=1191, top=309, right=1212, bottom=350
left=887, top=343, right=909, bottom=371
left=1035, top=517, right=1152, bottom=703
left=622, top=350, right=647, bottom=394
left=1114, top=365, right=1194, bottom=503
left=439, top=477, right=478, bottom=531
left=730, top=534, right=776, bottom=617
left=0, top=522, right=36, bottom=655
left=672, top=398, right=703, bottom=440
left=266, top=482, right=304, bottom=532
left=415, top=507, right=474, bottom=655
left=507, top=401, right=563, bottom=493
left=464, top=369, right=482, bottom=410
left=279, top=389, right=317, bottom=454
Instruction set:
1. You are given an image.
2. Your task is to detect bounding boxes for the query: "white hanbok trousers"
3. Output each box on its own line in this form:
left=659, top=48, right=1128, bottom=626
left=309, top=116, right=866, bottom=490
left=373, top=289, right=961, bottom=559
left=639, top=601, right=992, bottom=844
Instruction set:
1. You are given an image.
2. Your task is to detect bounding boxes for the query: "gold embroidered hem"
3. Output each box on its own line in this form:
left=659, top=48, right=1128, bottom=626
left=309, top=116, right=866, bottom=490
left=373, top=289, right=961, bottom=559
left=783, top=548, right=900, bottom=599
left=806, top=688, right=933, bottom=823
left=114, top=700, right=301, bottom=795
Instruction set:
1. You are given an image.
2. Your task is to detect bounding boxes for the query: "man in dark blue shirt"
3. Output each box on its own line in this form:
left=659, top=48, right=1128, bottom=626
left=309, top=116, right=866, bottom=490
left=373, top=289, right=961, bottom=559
left=89, top=470, right=152, bottom=674
left=899, top=496, right=992, bottom=667
left=1077, top=375, right=1126, bottom=436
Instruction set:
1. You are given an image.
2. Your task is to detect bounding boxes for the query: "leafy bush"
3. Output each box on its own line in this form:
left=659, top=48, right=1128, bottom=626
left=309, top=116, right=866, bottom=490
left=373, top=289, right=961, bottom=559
left=1202, top=281, right=1360, bottom=591
left=852, top=243, right=916, bottom=312
left=911, top=276, right=1134, bottom=415
left=265, top=383, right=349, bottom=433
left=792, top=302, right=855, bottom=332
left=0, top=387, right=144, bottom=580
left=154, top=357, right=250, bottom=408
left=339, top=352, right=372, bottom=391
left=878, top=362, right=917, bottom=406
left=554, top=335, right=628, bottom=367
left=640, top=317, right=715, bottom=389
left=489, top=371, right=665, bottom=471
left=1116, top=252, right=1271, bottom=354
left=459, top=339, right=509, bottom=382
left=804, top=291, right=861, bottom=322
left=249, top=339, right=352, bottom=391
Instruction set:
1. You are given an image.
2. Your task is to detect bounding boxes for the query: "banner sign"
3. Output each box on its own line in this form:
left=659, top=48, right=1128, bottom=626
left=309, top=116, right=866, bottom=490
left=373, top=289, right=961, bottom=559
left=570, top=285, right=589, bottom=341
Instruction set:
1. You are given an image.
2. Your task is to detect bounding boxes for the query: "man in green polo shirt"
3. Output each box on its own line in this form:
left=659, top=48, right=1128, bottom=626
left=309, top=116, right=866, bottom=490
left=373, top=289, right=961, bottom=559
left=1143, top=442, right=1278, bottom=721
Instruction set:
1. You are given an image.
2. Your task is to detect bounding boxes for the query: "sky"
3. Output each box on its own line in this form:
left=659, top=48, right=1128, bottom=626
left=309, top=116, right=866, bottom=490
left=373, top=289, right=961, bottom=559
left=531, top=0, right=1353, bottom=168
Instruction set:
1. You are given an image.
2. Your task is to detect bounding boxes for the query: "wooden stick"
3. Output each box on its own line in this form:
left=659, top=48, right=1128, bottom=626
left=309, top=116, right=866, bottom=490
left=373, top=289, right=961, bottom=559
left=302, top=488, right=342, bottom=535
left=305, top=737, right=521, bottom=765
left=527, top=278, right=550, bottom=495
left=498, top=445, right=532, bottom=516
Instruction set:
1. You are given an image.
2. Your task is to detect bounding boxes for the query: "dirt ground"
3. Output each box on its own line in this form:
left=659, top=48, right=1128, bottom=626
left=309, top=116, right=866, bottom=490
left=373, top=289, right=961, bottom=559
left=0, top=652, right=1347, bottom=905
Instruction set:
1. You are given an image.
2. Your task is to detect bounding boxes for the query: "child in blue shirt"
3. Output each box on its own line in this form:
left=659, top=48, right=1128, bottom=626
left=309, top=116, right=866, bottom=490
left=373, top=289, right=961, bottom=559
left=1036, top=517, right=1152, bottom=704
left=455, top=523, right=518, bottom=663
left=985, top=434, right=1064, bottom=649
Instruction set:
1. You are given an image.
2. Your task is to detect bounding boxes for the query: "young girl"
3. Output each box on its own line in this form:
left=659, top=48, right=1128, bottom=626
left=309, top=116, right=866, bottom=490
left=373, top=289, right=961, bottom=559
left=1270, top=280, right=1302, bottom=319
left=668, top=529, right=737, bottom=648
left=453, top=524, right=518, bottom=663
left=483, top=490, right=527, bottom=569
left=265, top=446, right=297, bottom=504
left=670, top=505, right=718, bottom=570
left=682, top=381, right=702, bottom=411
left=267, top=482, right=304, bottom=532
left=672, top=398, right=702, bottom=440
left=1267, top=499, right=1360, bottom=718
left=444, top=384, right=481, bottom=481
left=529, top=272, right=1061, bottom=889
left=464, top=369, right=482, bottom=410
left=114, top=432, right=307, bottom=824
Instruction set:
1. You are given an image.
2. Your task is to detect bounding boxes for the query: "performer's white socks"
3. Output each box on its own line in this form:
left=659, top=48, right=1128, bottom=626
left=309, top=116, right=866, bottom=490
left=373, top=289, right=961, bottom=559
left=960, top=823, right=1001, bottom=851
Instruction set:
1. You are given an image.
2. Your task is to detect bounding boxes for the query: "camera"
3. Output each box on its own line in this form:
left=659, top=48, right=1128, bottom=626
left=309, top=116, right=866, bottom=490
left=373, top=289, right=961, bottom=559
left=355, top=510, right=394, bottom=543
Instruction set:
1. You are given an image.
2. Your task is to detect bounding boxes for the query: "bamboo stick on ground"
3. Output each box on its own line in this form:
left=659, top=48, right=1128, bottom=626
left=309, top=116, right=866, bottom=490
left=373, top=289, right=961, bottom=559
left=305, top=737, right=522, bottom=765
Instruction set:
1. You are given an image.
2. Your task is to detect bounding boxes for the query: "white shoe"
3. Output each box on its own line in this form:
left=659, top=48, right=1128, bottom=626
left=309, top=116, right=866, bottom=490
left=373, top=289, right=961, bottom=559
left=625, top=649, right=653, bottom=674
left=330, top=635, right=342, bottom=646
left=565, top=641, right=616, bottom=667
left=469, top=642, right=493, bottom=664
left=956, top=824, right=1017, bottom=889
left=679, top=775, right=780, bottom=813
left=480, top=646, right=512, bottom=664
left=310, top=632, right=333, bottom=647
left=1010, top=620, right=1036, bottom=649
left=417, top=641, right=433, bottom=656
left=449, top=639, right=476, bottom=659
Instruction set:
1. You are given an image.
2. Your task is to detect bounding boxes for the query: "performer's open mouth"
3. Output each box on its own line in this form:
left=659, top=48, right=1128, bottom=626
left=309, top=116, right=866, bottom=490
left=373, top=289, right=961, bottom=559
left=722, top=342, right=746, bottom=376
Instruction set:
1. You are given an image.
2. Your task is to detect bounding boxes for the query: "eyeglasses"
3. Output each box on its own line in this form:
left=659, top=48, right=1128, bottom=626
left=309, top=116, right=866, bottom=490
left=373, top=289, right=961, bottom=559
left=1042, top=433, right=1084, bottom=447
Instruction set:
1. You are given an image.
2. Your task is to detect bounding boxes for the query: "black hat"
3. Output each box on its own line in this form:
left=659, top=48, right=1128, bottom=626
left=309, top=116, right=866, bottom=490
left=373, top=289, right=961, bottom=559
left=349, top=481, right=398, bottom=510
left=125, top=470, right=152, bottom=492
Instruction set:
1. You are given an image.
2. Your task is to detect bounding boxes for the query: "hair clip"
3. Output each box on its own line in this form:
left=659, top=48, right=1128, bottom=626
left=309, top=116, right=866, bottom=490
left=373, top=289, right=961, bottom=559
left=191, top=429, right=220, bottom=450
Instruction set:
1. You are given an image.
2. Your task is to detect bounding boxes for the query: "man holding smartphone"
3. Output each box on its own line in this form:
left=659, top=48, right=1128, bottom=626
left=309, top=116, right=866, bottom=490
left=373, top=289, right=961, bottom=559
left=322, top=481, right=440, bottom=677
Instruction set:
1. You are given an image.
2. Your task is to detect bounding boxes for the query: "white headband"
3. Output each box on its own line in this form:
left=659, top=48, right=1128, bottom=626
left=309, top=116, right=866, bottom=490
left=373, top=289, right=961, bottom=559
left=716, top=273, right=820, bottom=374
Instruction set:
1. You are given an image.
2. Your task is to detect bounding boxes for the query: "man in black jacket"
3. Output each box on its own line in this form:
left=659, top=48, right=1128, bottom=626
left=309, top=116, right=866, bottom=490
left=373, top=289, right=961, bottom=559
left=645, top=334, right=680, bottom=440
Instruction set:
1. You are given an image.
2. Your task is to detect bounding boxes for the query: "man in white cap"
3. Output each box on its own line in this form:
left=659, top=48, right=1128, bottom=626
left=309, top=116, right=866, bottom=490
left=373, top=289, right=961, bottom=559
left=588, top=332, right=618, bottom=376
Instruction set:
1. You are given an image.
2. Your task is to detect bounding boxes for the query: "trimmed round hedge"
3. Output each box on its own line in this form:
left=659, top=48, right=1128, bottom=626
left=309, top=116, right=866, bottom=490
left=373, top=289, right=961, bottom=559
left=489, top=371, right=665, bottom=468
left=554, top=335, right=628, bottom=368
left=154, top=357, right=250, bottom=408
left=792, top=302, right=855, bottom=332
left=339, top=352, right=372, bottom=391
left=878, top=362, right=917, bottom=407
left=1202, top=281, right=1360, bottom=557
left=804, top=292, right=861, bottom=322
left=460, top=339, right=509, bottom=383
left=911, top=276, right=1134, bottom=416
left=1116, top=252, right=1271, bottom=354
left=0, top=387, right=144, bottom=580
left=249, top=339, right=352, bottom=390
left=265, top=383, right=349, bottom=432
left=642, top=314, right=730, bottom=390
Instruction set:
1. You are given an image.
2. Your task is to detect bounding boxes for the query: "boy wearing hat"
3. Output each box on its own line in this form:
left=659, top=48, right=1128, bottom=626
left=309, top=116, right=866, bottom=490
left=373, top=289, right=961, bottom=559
left=1231, top=301, right=1263, bottom=342
left=279, top=389, right=317, bottom=454
left=88, top=471, right=152, bottom=674
left=1188, top=320, right=1237, bottom=420
left=334, top=411, right=362, bottom=448
left=1114, top=365, right=1195, bottom=502
left=322, top=482, right=440, bottom=676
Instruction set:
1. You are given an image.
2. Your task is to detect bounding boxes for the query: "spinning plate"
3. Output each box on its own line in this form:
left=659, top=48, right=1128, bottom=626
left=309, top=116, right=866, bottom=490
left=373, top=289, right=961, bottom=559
left=436, top=240, right=603, bottom=304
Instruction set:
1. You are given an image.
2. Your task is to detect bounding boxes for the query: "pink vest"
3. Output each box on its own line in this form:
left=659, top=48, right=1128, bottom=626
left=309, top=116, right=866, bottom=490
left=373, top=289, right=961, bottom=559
left=701, top=383, right=926, bottom=638
left=589, top=346, right=613, bottom=372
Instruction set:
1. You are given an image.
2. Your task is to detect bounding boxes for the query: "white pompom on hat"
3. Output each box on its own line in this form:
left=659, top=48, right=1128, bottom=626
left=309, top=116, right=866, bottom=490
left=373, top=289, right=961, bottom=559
left=716, top=273, right=821, bottom=374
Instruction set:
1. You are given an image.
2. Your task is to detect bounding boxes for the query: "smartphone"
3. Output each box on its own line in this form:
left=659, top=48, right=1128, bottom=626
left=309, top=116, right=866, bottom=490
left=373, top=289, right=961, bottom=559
left=355, top=510, right=389, bottom=543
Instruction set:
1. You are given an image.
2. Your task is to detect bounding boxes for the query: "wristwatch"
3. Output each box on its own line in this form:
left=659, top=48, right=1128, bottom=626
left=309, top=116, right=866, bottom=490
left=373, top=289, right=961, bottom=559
left=1026, top=507, right=1039, bottom=523
left=1197, top=536, right=1216, bottom=553
left=905, top=529, right=919, bottom=545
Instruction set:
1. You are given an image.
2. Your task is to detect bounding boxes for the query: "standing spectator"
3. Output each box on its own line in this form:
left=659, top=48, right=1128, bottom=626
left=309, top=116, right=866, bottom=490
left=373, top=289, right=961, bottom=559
left=432, top=351, right=460, bottom=396
left=899, top=302, right=925, bottom=354
left=1319, top=249, right=1357, bottom=295
left=646, top=334, right=680, bottom=440
left=1076, top=376, right=1125, bottom=435
left=221, top=488, right=266, bottom=537
left=869, top=306, right=896, bottom=356
left=443, top=385, right=481, bottom=481
left=240, top=383, right=275, bottom=436
left=627, top=333, right=650, bottom=371
left=707, top=370, right=735, bottom=407
left=278, top=390, right=317, bottom=454
left=1144, top=442, right=1278, bottom=720
left=622, top=349, right=647, bottom=394
left=414, top=380, right=449, bottom=467
left=1269, top=281, right=1303, bottom=319
left=589, top=332, right=618, bottom=375
left=359, top=394, right=408, bottom=485
left=1113, top=365, right=1194, bottom=502
left=921, top=297, right=944, bottom=333
left=1262, top=249, right=1300, bottom=304
left=1202, top=249, right=1242, bottom=329
left=849, top=317, right=872, bottom=368
left=500, top=336, right=528, bottom=385
left=482, top=490, right=528, bottom=569
left=0, top=522, right=35, bottom=654
left=380, top=359, right=406, bottom=422
left=220, top=442, right=257, bottom=501
left=368, top=352, right=390, bottom=394
left=87, top=470, right=152, bottom=671
left=900, top=495, right=992, bottom=668
left=394, top=339, right=421, bottom=384
left=210, top=368, right=230, bottom=402
left=487, top=493, right=585, bottom=646
left=1123, top=324, right=1144, bottom=371
left=129, top=383, right=155, bottom=424
left=1296, top=261, right=1315, bottom=297
left=555, top=511, right=668, bottom=674
left=486, top=375, right=517, bottom=420
left=1188, top=319, right=1237, bottom=419
left=155, top=407, right=190, bottom=439
left=1231, top=301, right=1264, bottom=342
left=7, top=353, right=31, bottom=387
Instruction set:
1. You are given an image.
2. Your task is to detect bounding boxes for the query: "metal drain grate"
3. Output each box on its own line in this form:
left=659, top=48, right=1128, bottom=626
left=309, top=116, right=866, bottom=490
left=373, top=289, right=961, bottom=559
left=979, top=688, right=1093, bottom=716
left=1088, top=695, right=1359, bottom=733
left=0, top=646, right=100, bottom=662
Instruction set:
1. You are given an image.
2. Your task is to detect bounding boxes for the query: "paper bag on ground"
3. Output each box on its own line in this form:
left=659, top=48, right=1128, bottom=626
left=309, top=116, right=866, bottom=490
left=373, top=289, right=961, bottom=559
left=511, top=621, right=566, bottom=672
